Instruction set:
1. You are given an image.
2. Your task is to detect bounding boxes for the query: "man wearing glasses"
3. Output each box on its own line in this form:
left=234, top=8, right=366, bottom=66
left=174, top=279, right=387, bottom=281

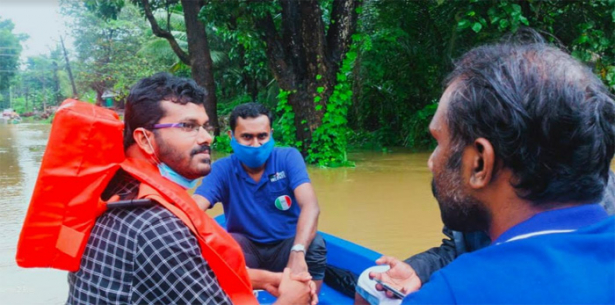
left=67, top=73, right=316, bottom=304
left=193, top=103, right=327, bottom=292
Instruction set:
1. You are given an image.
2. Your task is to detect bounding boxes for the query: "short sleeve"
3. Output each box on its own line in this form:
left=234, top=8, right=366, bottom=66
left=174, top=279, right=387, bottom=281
left=194, top=160, right=228, bottom=208
left=285, top=148, right=310, bottom=190
left=131, top=216, right=232, bottom=304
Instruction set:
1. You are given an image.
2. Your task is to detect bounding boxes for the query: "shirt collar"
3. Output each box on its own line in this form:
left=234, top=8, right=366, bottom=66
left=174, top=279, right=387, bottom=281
left=231, top=152, right=275, bottom=185
left=494, top=203, right=608, bottom=245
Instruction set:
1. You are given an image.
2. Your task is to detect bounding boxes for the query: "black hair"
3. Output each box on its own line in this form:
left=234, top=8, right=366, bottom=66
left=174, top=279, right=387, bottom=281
left=123, top=72, right=206, bottom=149
left=445, top=30, right=615, bottom=205
left=229, top=102, right=274, bottom=132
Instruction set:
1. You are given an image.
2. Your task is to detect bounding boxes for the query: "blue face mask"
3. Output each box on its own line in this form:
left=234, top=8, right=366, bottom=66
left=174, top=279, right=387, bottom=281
left=158, top=162, right=198, bottom=190
left=230, top=133, right=275, bottom=169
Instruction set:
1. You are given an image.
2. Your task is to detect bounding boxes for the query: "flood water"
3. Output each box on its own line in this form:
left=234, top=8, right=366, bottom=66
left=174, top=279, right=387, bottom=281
left=0, top=123, right=442, bottom=304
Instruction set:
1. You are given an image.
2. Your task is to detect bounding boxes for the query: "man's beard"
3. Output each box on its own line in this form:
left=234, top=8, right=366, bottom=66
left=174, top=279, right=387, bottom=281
left=431, top=149, right=490, bottom=232
left=157, top=139, right=211, bottom=179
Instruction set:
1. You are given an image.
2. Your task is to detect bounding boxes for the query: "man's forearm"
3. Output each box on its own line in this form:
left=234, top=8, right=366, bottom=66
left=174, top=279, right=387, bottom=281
left=248, top=269, right=281, bottom=290
left=293, top=204, right=319, bottom=247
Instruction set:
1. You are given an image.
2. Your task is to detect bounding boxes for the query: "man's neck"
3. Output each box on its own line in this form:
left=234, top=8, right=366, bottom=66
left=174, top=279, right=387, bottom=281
left=487, top=201, right=541, bottom=241
left=487, top=196, right=581, bottom=241
left=242, top=163, right=266, bottom=183
left=125, top=145, right=157, bottom=165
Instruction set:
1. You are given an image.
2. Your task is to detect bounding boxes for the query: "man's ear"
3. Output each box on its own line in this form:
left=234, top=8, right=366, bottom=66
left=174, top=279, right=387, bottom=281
left=133, top=128, right=156, bottom=155
left=227, top=130, right=233, bottom=138
left=469, top=137, right=495, bottom=189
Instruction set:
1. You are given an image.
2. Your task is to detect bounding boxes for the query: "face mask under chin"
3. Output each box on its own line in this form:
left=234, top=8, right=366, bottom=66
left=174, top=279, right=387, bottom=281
left=142, top=129, right=198, bottom=189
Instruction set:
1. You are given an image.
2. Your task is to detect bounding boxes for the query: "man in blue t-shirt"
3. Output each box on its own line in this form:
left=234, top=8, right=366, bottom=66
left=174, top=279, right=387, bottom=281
left=365, top=32, right=615, bottom=304
left=194, top=103, right=326, bottom=291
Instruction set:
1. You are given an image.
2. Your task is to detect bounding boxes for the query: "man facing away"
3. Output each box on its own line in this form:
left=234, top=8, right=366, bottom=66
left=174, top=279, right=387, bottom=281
left=193, top=102, right=327, bottom=290
left=356, top=174, right=615, bottom=305
left=370, top=36, right=615, bottom=304
left=67, top=73, right=316, bottom=304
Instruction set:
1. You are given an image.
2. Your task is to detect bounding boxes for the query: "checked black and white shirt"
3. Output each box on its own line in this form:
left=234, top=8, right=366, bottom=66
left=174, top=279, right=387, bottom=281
left=67, top=172, right=232, bottom=305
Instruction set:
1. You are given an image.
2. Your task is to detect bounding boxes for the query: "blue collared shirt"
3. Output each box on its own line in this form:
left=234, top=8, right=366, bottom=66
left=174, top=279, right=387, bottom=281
left=403, top=204, right=615, bottom=304
left=195, top=147, right=310, bottom=243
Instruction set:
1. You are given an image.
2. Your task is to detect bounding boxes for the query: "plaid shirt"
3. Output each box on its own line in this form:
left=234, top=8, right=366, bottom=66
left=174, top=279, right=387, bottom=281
left=67, top=172, right=231, bottom=305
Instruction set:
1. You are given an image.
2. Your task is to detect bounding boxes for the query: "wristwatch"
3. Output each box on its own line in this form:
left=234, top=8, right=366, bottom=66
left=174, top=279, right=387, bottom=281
left=291, top=244, right=306, bottom=254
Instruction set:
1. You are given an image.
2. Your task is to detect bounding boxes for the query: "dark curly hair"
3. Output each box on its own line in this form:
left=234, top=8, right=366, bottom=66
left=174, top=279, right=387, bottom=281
left=445, top=33, right=615, bottom=205
left=229, top=102, right=274, bottom=132
left=123, top=72, right=206, bottom=149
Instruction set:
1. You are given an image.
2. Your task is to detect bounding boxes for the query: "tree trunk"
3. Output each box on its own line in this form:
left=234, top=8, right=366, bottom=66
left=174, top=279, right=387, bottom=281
left=52, top=61, right=62, bottom=105
left=258, top=0, right=359, bottom=154
left=60, top=36, right=78, bottom=98
left=181, top=0, right=219, bottom=133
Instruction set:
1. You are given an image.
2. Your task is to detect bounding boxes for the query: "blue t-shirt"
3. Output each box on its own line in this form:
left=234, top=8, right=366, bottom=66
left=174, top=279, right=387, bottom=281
left=403, top=204, right=615, bottom=304
left=195, top=147, right=310, bottom=243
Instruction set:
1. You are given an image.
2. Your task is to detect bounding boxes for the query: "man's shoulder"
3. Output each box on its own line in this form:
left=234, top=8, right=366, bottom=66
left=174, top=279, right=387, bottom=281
left=440, top=220, right=615, bottom=281
left=97, top=204, right=182, bottom=233
left=272, top=147, right=304, bottom=163
left=273, top=146, right=301, bottom=155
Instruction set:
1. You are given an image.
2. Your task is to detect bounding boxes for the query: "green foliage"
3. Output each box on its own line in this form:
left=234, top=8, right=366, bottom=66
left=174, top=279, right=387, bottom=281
left=0, top=17, right=26, bottom=109
left=9, top=48, right=71, bottom=113
left=352, top=0, right=615, bottom=151
left=84, top=0, right=126, bottom=20
left=199, top=1, right=273, bottom=105
left=212, top=133, right=232, bottom=153
left=458, top=2, right=529, bottom=34
left=305, top=35, right=362, bottom=167
left=63, top=1, right=169, bottom=102
left=273, top=89, right=299, bottom=147
left=403, top=102, right=437, bottom=149
left=455, top=0, right=615, bottom=92
left=351, top=0, right=450, bottom=149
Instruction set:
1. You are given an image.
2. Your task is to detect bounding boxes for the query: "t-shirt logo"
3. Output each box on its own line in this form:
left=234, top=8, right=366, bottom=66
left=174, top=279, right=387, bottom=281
left=274, top=195, right=292, bottom=211
left=270, top=171, right=286, bottom=182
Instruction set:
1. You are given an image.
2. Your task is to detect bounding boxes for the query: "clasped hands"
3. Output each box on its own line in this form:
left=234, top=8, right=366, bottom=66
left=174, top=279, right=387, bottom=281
left=270, top=254, right=316, bottom=305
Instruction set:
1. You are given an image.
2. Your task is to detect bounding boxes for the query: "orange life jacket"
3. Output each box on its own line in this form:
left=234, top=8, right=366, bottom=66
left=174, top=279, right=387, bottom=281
left=16, top=99, right=257, bottom=304
left=122, top=157, right=256, bottom=304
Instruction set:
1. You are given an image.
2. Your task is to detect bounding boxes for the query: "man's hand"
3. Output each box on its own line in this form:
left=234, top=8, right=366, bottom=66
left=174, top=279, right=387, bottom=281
left=369, top=256, right=422, bottom=299
left=287, top=251, right=309, bottom=276
left=255, top=270, right=282, bottom=297
left=274, top=268, right=317, bottom=305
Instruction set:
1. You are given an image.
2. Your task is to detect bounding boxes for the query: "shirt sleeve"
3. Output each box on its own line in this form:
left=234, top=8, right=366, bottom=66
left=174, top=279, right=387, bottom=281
left=131, top=215, right=232, bottom=305
left=401, top=270, right=456, bottom=304
left=285, top=148, right=311, bottom=190
left=194, top=160, right=227, bottom=208
left=403, top=226, right=458, bottom=284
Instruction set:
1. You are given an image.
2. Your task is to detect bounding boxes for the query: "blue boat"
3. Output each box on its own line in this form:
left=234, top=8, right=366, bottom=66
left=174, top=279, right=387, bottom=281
left=215, top=215, right=382, bottom=304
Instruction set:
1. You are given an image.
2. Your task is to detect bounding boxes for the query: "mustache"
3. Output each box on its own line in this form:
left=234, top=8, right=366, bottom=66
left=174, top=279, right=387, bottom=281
left=191, top=145, right=211, bottom=156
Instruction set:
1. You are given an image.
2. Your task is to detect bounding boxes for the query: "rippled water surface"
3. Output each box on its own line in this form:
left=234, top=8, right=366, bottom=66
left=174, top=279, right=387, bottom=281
left=0, top=123, right=442, bottom=304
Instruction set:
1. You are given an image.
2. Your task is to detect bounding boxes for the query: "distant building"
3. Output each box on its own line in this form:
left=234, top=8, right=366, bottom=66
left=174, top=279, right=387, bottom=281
left=101, top=90, right=117, bottom=108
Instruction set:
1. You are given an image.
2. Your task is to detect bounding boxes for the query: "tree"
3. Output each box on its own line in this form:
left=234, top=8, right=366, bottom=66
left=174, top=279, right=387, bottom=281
left=135, top=0, right=220, bottom=132
left=257, top=0, right=359, bottom=160
left=203, top=0, right=360, bottom=165
left=62, top=1, right=167, bottom=105
left=0, top=18, right=26, bottom=109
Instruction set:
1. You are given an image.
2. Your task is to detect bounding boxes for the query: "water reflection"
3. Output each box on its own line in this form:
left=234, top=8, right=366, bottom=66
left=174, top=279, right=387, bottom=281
left=1, top=124, right=444, bottom=304
left=0, top=124, right=67, bottom=304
